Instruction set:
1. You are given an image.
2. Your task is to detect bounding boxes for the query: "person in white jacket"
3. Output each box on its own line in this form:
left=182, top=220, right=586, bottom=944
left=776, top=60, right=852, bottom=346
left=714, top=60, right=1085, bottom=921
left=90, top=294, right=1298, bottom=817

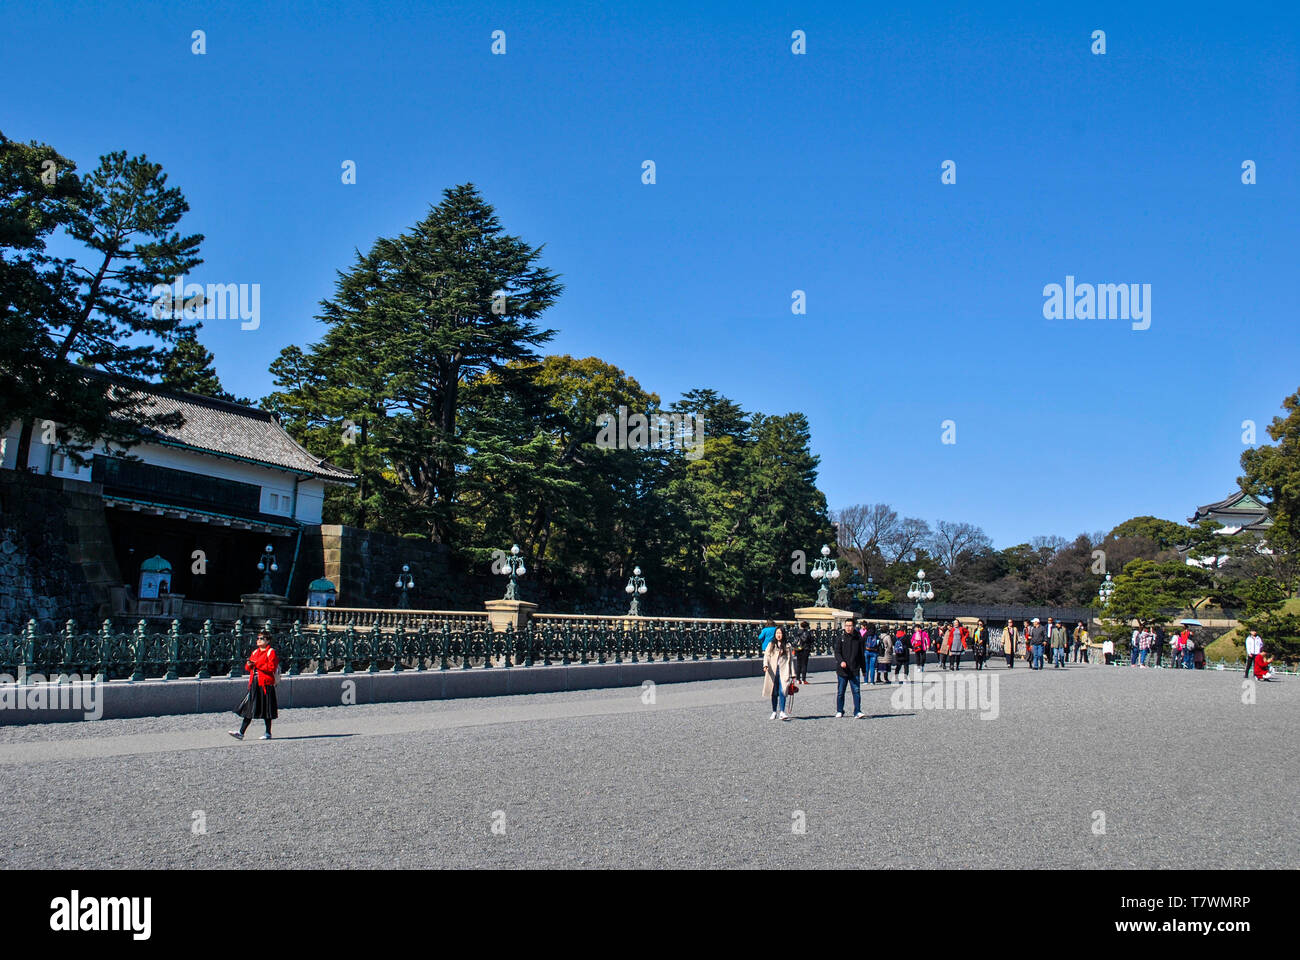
left=1102, top=638, right=1115, bottom=665
left=1244, top=629, right=1264, bottom=678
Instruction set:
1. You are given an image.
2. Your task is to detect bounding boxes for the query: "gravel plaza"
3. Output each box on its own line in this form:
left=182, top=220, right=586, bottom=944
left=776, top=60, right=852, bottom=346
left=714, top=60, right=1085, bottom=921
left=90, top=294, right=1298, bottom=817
left=0, top=661, right=1292, bottom=870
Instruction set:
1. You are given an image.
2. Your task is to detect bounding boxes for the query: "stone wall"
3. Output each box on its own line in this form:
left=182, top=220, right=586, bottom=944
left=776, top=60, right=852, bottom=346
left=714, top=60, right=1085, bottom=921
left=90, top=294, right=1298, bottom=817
left=0, top=472, right=120, bottom=633
left=293, top=524, right=469, bottom=610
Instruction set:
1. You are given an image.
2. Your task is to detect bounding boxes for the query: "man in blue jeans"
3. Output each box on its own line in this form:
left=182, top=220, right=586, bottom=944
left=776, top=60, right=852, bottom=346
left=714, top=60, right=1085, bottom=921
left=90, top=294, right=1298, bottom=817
left=1030, top=617, right=1047, bottom=670
left=833, top=618, right=865, bottom=718
left=861, top=623, right=879, bottom=684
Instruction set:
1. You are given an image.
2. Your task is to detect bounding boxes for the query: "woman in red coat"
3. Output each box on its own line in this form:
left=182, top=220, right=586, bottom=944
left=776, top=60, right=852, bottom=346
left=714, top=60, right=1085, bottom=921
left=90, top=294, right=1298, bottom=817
left=229, top=630, right=279, bottom=740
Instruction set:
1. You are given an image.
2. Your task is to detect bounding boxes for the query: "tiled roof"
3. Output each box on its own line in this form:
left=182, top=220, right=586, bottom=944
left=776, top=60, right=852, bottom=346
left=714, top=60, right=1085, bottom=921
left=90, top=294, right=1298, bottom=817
left=88, top=370, right=355, bottom=483
left=1189, top=492, right=1266, bottom=523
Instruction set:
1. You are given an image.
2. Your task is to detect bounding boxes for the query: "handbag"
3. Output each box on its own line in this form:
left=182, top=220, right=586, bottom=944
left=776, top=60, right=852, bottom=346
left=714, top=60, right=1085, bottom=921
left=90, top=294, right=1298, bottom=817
left=786, top=680, right=798, bottom=696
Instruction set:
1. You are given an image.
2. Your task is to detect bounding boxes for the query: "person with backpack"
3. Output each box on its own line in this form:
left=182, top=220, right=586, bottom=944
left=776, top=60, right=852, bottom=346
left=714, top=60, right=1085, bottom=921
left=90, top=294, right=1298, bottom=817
left=875, top=622, right=893, bottom=682
left=862, top=623, right=880, bottom=684
left=891, top=626, right=910, bottom=681
left=833, top=618, right=865, bottom=718
left=793, top=620, right=813, bottom=685
left=1181, top=629, right=1196, bottom=670
left=229, top=629, right=279, bottom=740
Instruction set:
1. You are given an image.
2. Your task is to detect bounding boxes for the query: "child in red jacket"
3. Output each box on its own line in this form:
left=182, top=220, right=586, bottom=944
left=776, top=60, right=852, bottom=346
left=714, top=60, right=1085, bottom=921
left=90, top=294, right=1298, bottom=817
left=229, top=630, right=279, bottom=740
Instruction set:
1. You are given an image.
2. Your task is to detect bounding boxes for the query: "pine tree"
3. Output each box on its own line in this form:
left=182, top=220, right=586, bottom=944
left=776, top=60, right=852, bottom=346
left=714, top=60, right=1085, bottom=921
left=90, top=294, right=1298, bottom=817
left=5, top=145, right=204, bottom=467
left=158, top=326, right=242, bottom=401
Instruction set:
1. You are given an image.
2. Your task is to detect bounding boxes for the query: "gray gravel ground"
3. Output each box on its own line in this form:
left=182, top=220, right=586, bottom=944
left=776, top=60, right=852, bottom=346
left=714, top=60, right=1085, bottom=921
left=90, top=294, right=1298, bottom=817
left=0, top=661, right=1294, bottom=869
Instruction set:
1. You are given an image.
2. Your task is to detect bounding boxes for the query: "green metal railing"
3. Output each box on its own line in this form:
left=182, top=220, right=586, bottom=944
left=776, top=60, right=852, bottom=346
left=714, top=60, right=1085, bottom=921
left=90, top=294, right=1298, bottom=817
left=0, top=618, right=844, bottom=683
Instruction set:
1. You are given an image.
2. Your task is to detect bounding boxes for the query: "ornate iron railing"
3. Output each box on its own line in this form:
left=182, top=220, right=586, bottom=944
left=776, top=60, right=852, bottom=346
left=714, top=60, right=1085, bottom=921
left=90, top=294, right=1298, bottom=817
left=0, top=617, right=850, bottom=682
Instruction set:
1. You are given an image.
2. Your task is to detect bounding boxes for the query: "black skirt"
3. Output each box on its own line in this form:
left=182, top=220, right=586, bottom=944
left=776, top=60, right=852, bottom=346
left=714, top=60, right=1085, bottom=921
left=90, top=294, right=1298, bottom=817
left=235, top=682, right=279, bottom=720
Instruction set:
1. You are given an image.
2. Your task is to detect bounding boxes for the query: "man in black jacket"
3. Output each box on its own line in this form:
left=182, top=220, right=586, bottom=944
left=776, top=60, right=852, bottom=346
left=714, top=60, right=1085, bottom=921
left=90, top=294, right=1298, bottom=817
left=1030, top=617, right=1047, bottom=670
left=833, top=618, right=865, bottom=718
left=793, top=621, right=813, bottom=684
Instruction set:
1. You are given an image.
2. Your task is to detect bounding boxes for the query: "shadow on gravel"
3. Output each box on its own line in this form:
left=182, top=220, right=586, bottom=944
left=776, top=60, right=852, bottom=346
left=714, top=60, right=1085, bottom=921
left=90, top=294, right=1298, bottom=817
left=790, top=713, right=914, bottom=721
left=256, top=734, right=357, bottom=741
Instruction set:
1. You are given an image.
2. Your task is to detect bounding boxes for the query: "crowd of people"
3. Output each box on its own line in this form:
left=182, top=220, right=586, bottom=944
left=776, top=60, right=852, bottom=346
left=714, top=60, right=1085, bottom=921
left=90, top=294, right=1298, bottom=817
left=756, top=618, right=1281, bottom=719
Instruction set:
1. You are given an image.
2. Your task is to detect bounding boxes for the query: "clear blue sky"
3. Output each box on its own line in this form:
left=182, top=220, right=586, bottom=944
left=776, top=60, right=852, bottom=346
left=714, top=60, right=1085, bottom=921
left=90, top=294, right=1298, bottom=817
left=4, top=0, right=1297, bottom=547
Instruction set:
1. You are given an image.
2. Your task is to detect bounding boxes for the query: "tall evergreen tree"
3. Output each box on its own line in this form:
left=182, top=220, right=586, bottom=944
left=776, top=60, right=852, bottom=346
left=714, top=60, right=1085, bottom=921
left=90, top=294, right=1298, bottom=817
left=158, top=326, right=243, bottom=401
left=5, top=145, right=203, bottom=467
left=266, top=183, right=562, bottom=542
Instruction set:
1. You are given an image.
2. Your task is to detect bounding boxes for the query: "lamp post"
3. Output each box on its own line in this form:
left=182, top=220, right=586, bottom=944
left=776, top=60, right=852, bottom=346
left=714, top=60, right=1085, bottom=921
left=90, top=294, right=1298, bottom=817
left=625, top=565, right=647, bottom=616
left=256, top=544, right=279, bottom=595
left=395, top=564, right=415, bottom=608
left=862, top=574, right=880, bottom=613
left=906, top=569, right=933, bottom=623
left=1098, top=573, right=1115, bottom=607
left=501, top=544, right=526, bottom=600
left=810, top=544, right=839, bottom=607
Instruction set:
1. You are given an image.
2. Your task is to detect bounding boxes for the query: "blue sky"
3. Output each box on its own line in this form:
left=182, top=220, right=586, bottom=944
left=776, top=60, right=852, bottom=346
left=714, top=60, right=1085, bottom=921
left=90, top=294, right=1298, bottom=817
left=4, top=0, right=1297, bottom=547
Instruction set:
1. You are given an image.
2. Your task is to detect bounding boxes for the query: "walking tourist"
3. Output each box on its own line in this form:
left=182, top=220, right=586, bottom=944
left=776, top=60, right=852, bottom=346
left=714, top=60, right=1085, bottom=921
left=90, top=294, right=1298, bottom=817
left=793, top=620, right=813, bottom=684
left=971, top=619, right=988, bottom=669
left=1050, top=618, right=1067, bottom=668
left=1138, top=625, right=1153, bottom=668
left=833, top=618, right=865, bottom=718
left=1076, top=622, right=1090, bottom=663
left=946, top=619, right=966, bottom=670
left=1030, top=617, right=1046, bottom=670
left=891, top=625, right=910, bottom=681
left=1071, top=623, right=1084, bottom=662
left=763, top=626, right=795, bottom=720
left=862, top=622, right=880, bottom=684
left=1130, top=623, right=1143, bottom=666
left=912, top=623, right=929, bottom=673
left=1153, top=624, right=1166, bottom=667
left=1002, top=621, right=1017, bottom=668
left=1193, top=636, right=1206, bottom=670
left=1180, top=627, right=1195, bottom=670
left=229, top=629, right=279, bottom=740
left=938, top=624, right=950, bottom=669
left=876, top=623, right=893, bottom=682
left=1021, top=620, right=1033, bottom=664
left=1102, top=636, right=1114, bottom=665
left=1245, top=628, right=1264, bottom=678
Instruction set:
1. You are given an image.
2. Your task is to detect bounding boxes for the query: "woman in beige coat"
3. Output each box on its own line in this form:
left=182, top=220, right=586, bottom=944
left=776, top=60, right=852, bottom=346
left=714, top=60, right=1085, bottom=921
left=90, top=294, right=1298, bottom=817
left=763, top=626, right=796, bottom=720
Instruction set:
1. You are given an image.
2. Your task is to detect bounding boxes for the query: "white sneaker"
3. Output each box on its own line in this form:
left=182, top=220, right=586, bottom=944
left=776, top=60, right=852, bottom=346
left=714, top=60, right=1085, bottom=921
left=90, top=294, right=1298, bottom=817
left=835, top=711, right=844, bottom=718
left=259, top=733, right=272, bottom=740
left=227, top=731, right=243, bottom=740
left=770, top=711, right=778, bottom=720
left=779, top=711, right=789, bottom=720
left=855, top=712, right=865, bottom=719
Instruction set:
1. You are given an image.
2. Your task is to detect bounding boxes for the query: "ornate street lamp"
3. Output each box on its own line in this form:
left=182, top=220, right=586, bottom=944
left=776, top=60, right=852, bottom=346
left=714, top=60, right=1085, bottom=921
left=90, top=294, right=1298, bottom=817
left=501, top=544, right=526, bottom=600
left=1098, top=573, right=1115, bottom=607
left=256, top=544, right=279, bottom=594
left=810, top=544, right=839, bottom=607
left=395, top=564, right=415, bottom=608
left=625, top=565, right=647, bottom=616
left=906, top=569, right=934, bottom=622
